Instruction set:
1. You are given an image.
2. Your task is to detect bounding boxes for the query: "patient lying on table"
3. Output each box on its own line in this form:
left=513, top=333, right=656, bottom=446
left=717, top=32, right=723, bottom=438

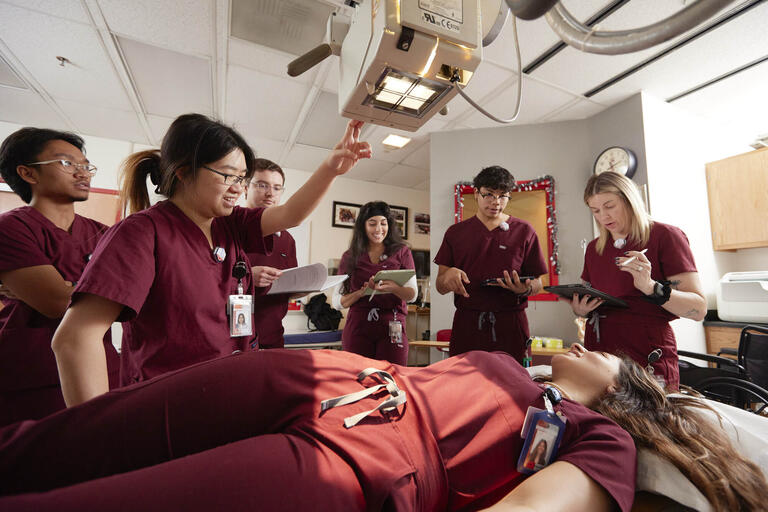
left=0, top=345, right=765, bottom=511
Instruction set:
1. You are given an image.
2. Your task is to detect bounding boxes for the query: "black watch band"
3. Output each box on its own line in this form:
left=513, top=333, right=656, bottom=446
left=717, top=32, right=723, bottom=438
left=645, top=280, right=671, bottom=305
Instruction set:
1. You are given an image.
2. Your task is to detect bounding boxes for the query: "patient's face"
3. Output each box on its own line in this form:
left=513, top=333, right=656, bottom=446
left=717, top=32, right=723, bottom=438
left=552, top=343, right=620, bottom=390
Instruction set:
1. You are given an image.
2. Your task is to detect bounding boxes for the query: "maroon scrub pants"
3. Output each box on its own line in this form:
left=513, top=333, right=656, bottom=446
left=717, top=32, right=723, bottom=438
left=0, top=350, right=445, bottom=511
left=449, top=308, right=530, bottom=363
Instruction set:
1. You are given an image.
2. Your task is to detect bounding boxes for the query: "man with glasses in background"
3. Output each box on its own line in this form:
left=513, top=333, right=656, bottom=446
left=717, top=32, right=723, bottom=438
left=0, top=128, right=119, bottom=425
left=244, top=158, right=298, bottom=349
left=434, top=166, right=547, bottom=362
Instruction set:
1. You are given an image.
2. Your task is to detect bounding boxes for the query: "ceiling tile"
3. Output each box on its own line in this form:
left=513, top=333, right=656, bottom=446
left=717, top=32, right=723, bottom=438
left=591, top=2, right=768, bottom=105
left=247, top=135, right=285, bottom=161
left=0, top=55, right=26, bottom=89
left=365, top=125, right=426, bottom=164
left=226, top=64, right=309, bottom=140
left=57, top=99, right=149, bottom=144
left=228, top=38, right=318, bottom=84
left=342, top=157, right=395, bottom=182
left=119, top=37, right=213, bottom=118
left=1, top=0, right=88, bottom=23
left=230, top=0, right=334, bottom=57
left=402, top=143, right=429, bottom=168
left=0, top=87, right=68, bottom=128
left=672, top=60, right=768, bottom=137
left=0, top=3, right=132, bottom=110
left=376, top=164, right=428, bottom=188
left=483, top=0, right=609, bottom=70
left=532, top=0, right=740, bottom=97
left=295, top=91, right=348, bottom=148
left=462, top=60, right=516, bottom=99
left=146, top=114, right=175, bottom=144
left=462, top=76, right=576, bottom=128
left=283, top=143, right=330, bottom=172
left=413, top=179, right=429, bottom=191
left=98, top=0, right=213, bottom=56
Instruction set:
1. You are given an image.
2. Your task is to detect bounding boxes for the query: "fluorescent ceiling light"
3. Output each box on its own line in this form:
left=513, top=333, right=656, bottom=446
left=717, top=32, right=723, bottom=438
left=382, top=134, right=411, bottom=149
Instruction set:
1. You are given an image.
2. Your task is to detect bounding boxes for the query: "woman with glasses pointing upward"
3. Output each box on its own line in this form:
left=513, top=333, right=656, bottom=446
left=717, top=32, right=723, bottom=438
left=51, top=114, right=371, bottom=407
left=435, top=166, right=548, bottom=362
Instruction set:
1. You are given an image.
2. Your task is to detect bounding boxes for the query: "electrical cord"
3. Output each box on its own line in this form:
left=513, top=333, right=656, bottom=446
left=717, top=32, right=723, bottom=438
left=450, top=15, right=523, bottom=124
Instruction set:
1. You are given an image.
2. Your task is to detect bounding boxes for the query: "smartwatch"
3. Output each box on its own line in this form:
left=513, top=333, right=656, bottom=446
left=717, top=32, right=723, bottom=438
left=646, top=280, right=671, bottom=305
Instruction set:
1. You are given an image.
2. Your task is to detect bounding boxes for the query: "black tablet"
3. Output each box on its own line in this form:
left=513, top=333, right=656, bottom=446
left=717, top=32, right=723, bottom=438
left=544, top=284, right=628, bottom=308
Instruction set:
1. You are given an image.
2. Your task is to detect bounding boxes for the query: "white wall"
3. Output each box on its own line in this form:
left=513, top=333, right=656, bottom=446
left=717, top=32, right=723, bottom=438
left=640, top=93, right=756, bottom=351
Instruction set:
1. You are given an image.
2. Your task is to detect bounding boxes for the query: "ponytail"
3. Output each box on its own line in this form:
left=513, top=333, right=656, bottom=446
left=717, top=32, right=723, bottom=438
left=119, top=150, right=161, bottom=216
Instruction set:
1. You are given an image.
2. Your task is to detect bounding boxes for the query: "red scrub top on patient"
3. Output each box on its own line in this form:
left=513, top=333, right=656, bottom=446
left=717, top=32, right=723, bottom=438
left=0, top=207, right=119, bottom=425
left=74, top=201, right=271, bottom=385
left=246, top=230, right=297, bottom=349
left=435, top=216, right=547, bottom=312
left=581, top=222, right=698, bottom=388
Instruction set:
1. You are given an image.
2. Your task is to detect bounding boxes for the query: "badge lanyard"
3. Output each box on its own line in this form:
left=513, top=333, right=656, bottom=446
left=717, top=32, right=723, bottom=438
left=228, top=261, right=253, bottom=338
left=517, top=386, right=567, bottom=475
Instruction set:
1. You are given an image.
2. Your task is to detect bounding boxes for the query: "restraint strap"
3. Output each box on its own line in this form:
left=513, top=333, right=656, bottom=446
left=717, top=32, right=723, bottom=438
left=320, top=368, right=407, bottom=429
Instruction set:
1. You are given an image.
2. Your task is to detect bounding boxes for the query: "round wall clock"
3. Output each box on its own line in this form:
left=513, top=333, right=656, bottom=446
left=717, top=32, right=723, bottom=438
left=593, top=146, right=637, bottom=178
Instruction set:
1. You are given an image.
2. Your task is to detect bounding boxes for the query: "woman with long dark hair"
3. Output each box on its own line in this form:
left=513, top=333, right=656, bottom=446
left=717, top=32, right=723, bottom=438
left=333, top=201, right=416, bottom=365
left=566, top=171, right=706, bottom=390
left=51, top=114, right=370, bottom=407
left=0, top=344, right=764, bottom=511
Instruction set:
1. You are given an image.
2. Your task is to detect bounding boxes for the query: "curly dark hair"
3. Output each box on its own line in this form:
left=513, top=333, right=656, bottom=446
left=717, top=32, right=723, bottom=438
left=0, top=128, right=85, bottom=204
left=473, top=165, right=515, bottom=192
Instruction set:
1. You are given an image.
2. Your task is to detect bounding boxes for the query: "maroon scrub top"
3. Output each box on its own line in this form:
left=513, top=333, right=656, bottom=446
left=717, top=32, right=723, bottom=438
left=0, top=206, right=119, bottom=426
left=74, top=201, right=271, bottom=385
left=0, top=350, right=636, bottom=512
left=581, top=222, right=698, bottom=390
left=339, top=245, right=414, bottom=365
left=434, top=216, right=548, bottom=359
left=246, top=230, right=297, bottom=349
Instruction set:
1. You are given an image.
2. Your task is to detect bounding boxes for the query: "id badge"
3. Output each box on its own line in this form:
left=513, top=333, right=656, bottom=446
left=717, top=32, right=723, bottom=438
left=389, top=320, right=403, bottom=345
left=228, top=294, right=253, bottom=337
left=516, top=406, right=566, bottom=474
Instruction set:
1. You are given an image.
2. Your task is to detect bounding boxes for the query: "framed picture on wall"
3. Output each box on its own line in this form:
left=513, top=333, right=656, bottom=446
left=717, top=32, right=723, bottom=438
left=332, top=201, right=361, bottom=228
left=389, top=205, right=408, bottom=239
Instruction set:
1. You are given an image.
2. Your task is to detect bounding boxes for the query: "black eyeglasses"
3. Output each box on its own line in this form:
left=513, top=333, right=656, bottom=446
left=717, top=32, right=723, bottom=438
left=478, top=191, right=510, bottom=201
left=202, top=165, right=248, bottom=186
left=26, top=159, right=98, bottom=175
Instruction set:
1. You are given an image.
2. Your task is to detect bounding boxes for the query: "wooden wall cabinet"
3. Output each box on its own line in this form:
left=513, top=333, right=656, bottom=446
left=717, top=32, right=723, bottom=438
left=705, top=147, right=768, bottom=250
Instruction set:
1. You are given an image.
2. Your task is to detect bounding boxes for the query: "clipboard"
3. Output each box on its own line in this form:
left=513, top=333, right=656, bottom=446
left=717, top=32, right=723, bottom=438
left=544, top=284, right=628, bottom=308
left=363, top=269, right=416, bottom=296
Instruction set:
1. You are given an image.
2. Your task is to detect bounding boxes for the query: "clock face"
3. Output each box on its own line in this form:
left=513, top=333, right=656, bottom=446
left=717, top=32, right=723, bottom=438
left=594, top=147, right=636, bottom=177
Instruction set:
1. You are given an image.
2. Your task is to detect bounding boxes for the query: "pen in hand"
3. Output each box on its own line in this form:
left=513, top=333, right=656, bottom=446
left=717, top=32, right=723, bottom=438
left=621, top=248, right=648, bottom=266
left=369, top=280, right=383, bottom=302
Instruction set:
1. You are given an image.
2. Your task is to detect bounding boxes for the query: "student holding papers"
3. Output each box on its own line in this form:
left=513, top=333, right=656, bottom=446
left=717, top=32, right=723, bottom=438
left=334, top=202, right=417, bottom=365
left=244, top=159, right=298, bottom=349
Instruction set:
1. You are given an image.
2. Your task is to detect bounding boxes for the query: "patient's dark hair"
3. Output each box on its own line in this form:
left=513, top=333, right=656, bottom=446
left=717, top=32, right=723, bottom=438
left=595, top=359, right=768, bottom=511
left=0, top=128, right=85, bottom=203
left=120, top=113, right=255, bottom=215
left=472, top=165, right=515, bottom=193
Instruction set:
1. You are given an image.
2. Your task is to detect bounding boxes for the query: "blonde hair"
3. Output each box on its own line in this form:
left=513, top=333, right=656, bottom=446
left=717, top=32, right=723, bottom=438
left=584, top=172, right=651, bottom=255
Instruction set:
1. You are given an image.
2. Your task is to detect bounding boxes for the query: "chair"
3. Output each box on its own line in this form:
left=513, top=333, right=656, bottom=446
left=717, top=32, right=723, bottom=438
left=679, top=326, right=768, bottom=415
left=436, top=329, right=452, bottom=342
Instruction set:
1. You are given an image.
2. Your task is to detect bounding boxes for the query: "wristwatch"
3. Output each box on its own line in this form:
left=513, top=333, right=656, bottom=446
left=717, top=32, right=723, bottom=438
left=646, top=280, right=672, bottom=305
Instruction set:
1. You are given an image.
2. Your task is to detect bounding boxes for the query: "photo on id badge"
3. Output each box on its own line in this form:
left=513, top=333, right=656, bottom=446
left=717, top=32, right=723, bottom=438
left=230, top=302, right=252, bottom=337
left=522, top=420, right=556, bottom=471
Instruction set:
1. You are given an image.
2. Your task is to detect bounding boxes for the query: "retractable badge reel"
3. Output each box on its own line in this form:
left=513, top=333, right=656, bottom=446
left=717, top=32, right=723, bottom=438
left=228, top=261, right=253, bottom=337
left=517, top=387, right=567, bottom=475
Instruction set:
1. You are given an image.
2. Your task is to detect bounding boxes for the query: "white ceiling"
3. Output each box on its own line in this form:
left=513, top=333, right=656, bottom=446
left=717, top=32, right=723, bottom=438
left=0, top=0, right=766, bottom=191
